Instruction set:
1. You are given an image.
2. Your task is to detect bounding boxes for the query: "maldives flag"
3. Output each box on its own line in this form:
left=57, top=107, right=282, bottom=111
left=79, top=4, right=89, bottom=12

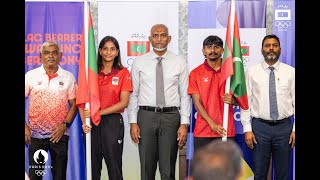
left=231, top=14, right=249, bottom=110
left=241, top=46, right=250, bottom=56
left=220, top=1, right=234, bottom=90
left=127, top=41, right=150, bottom=56
left=76, top=10, right=101, bottom=125
left=220, top=0, right=249, bottom=110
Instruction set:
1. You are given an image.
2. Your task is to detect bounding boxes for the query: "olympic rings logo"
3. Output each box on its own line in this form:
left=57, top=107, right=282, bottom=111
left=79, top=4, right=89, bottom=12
left=275, top=21, right=291, bottom=29
left=35, top=170, right=47, bottom=176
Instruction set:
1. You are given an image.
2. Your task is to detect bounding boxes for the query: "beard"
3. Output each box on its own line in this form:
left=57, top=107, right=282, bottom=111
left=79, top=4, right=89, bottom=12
left=152, top=42, right=168, bottom=52
left=264, top=51, right=280, bottom=62
left=208, top=57, right=219, bottom=62
left=153, top=46, right=167, bottom=52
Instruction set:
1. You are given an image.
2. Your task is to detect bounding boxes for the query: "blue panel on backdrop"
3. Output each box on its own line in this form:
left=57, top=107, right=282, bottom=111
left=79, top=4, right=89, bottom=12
left=25, top=2, right=84, bottom=78
left=273, top=1, right=295, bottom=179
left=25, top=2, right=85, bottom=180
left=188, top=1, right=217, bottom=29
left=188, top=0, right=266, bottom=29
left=273, top=0, right=295, bottom=67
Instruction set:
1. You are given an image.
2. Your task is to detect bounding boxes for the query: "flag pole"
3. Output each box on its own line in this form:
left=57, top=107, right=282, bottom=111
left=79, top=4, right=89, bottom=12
left=222, top=0, right=235, bottom=142
left=84, top=1, right=92, bottom=179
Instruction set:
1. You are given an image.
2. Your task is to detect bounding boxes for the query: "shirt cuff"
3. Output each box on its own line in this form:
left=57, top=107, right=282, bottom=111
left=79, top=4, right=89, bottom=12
left=128, top=113, right=137, bottom=124
left=180, top=116, right=190, bottom=125
left=292, top=123, right=295, bottom=132
left=243, top=124, right=252, bottom=132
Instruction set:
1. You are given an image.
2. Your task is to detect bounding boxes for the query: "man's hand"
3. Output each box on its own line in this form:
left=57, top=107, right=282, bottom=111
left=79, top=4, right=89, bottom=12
left=223, top=93, right=235, bottom=105
left=82, top=123, right=92, bottom=134
left=130, top=123, right=140, bottom=144
left=177, top=124, right=188, bottom=149
left=25, top=124, right=31, bottom=144
left=244, top=131, right=257, bottom=149
left=289, top=131, right=295, bottom=148
left=50, top=123, right=67, bottom=143
left=209, top=122, right=226, bottom=137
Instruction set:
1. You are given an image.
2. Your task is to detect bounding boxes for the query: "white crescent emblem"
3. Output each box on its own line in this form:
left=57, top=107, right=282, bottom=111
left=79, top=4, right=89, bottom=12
left=233, top=57, right=242, bottom=63
left=137, top=45, right=141, bottom=52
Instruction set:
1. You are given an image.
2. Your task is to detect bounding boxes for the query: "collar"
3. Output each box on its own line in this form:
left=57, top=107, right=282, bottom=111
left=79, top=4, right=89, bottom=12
left=262, top=60, right=281, bottom=70
left=99, top=68, right=119, bottom=76
left=40, top=65, right=62, bottom=76
left=203, top=59, right=220, bottom=72
left=151, top=50, right=169, bottom=61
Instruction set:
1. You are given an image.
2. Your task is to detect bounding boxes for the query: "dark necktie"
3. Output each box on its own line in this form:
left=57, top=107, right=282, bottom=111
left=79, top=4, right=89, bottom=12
left=269, top=66, right=279, bottom=120
left=156, top=57, right=165, bottom=108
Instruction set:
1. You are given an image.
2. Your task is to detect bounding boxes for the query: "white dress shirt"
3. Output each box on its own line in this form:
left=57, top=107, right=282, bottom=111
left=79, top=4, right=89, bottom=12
left=128, top=51, right=191, bottom=125
left=240, top=60, right=295, bottom=132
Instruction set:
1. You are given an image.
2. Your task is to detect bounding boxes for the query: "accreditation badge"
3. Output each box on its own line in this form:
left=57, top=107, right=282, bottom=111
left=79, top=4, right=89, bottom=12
left=112, top=77, right=119, bottom=85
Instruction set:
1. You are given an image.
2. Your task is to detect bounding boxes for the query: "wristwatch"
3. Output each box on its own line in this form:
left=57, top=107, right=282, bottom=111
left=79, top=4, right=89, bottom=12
left=62, top=121, right=70, bottom=128
left=181, top=124, right=189, bottom=128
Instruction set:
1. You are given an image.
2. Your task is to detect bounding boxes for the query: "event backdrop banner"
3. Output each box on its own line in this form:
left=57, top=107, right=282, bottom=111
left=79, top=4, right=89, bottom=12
left=273, top=0, right=295, bottom=68
left=272, top=1, right=295, bottom=179
left=25, top=2, right=85, bottom=180
left=97, top=1, right=180, bottom=179
left=187, top=0, right=267, bottom=180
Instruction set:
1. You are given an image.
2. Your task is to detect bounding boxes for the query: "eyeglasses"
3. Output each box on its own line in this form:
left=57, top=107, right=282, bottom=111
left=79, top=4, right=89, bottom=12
left=43, top=50, right=59, bottom=56
left=204, top=45, right=222, bottom=50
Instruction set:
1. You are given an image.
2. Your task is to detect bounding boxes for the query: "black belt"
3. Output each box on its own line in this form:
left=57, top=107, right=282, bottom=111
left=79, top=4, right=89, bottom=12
left=254, top=117, right=290, bottom=126
left=139, top=106, right=178, bottom=112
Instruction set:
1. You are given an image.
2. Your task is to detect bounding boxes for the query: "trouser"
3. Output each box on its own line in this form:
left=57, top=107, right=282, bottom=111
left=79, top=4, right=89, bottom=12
left=252, top=117, right=292, bottom=180
left=28, top=135, right=69, bottom=180
left=137, top=109, right=180, bottom=180
left=193, top=137, right=235, bottom=152
left=90, top=113, right=124, bottom=180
